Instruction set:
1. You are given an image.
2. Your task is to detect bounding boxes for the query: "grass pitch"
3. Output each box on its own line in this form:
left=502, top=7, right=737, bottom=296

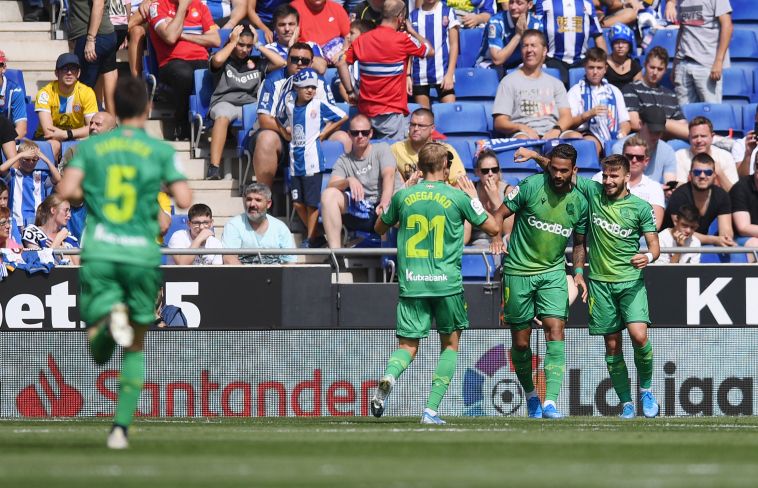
left=1, top=417, right=757, bottom=487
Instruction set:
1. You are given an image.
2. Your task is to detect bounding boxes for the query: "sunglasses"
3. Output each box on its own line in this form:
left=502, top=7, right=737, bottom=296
left=349, top=129, right=371, bottom=137
left=0, top=219, right=9, bottom=227
left=479, top=167, right=499, bottom=174
left=289, top=56, right=311, bottom=65
left=624, top=153, right=646, bottom=161
left=692, top=169, right=714, bottom=177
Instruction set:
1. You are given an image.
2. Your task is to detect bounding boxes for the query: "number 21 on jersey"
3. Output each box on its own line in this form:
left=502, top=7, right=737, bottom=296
left=406, top=214, right=445, bottom=258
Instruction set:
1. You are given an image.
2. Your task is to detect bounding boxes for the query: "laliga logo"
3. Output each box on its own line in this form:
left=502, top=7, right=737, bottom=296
left=463, top=344, right=545, bottom=416
left=16, top=354, right=84, bottom=417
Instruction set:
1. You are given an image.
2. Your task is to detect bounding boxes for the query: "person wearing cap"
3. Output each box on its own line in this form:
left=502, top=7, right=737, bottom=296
left=611, top=105, right=677, bottom=187
left=0, top=51, right=28, bottom=139
left=605, top=23, right=642, bottom=90
left=621, top=46, right=690, bottom=141
left=276, top=67, right=348, bottom=247
left=34, top=53, right=99, bottom=160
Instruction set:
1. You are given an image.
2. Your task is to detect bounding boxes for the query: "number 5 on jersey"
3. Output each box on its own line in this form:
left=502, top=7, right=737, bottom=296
left=104, top=165, right=137, bottom=224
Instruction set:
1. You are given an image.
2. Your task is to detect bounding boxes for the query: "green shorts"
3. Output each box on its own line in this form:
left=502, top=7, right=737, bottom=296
left=588, top=279, right=650, bottom=336
left=503, top=270, right=568, bottom=331
left=79, top=259, right=162, bottom=326
left=396, top=293, right=469, bottom=339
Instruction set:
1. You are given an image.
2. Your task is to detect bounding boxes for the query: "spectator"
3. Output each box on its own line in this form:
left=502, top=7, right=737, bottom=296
left=675, top=116, right=738, bottom=192
left=204, top=0, right=247, bottom=28
left=657, top=203, right=702, bottom=263
left=410, top=0, right=459, bottom=108
left=732, top=109, right=758, bottom=178
left=0, top=51, right=28, bottom=139
left=611, top=106, right=676, bottom=186
left=128, top=1, right=150, bottom=77
left=0, top=207, right=21, bottom=250
left=104, top=0, right=131, bottom=111
left=247, top=0, right=288, bottom=42
left=391, top=108, right=466, bottom=185
left=729, top=158, right=758, bottom=258
left=0, top=140, right=61, bottom=231
left=0, top=114, right=17, bottom=161
left=222, top=183, right=297, bottom=264
left=594, top=137, right=665, bottom=229
left=567, top=47, right=631, bottom=154
left=148, top=0, right=221, bottom=140
left=621, top=46, right=689, bottom=140
left=69, top=0, right=120, bottom=114
left=334, top=20, right=373, bottom=102
left=605, top=23, right=643, bottom=90
left=477, top=0, right=543, bottom=72
left=251, top=43, right=346, bottom=189
left=467, top=148, right=509, bottom=246
left=663, top=152, right=734, bottom=246
left=535, top=0, right=607, bottom=87
left=291, top=0, right=350, bottom=61
left=350, top=0, right=384, bottom=27
left=321, top=114, right=402, bottom=248
left=263, top=4, right=329, bottom=73
left=22, top=194, right=80, bottom=265
left=0, top=180, right=23, bottom=244
left=336, top=0, right=434, bottom=140
left=167, top=203, right=225, bottom=264
left=596, top=0, right=644, bottom=28
left=444, top=0, right=495, bottom=29
left=22, top=1, right=50, bottom=22
left=35, top=53, right=99, bottom=159
left=276, top=68, right=347, bottom=247
left=492, top=29, right=581, bottom=140
left=206, top=25, right=286, bottom=180
left=666, top=0, right=733, bottom=105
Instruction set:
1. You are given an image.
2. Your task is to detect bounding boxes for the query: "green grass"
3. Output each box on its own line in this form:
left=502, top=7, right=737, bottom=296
left=1, top=417, right=758, bottom=487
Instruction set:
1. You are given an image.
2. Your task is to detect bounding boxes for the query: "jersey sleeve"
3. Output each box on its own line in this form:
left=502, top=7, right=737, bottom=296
left=479, top=0, right=495, bottom=16
left=344, top=43, right=356, bottom=64
left=486, top=18, right=505, bottom=50
left=80, top=86, right=99, bottom=117
left=381, top=191, right=402, bottom=227
left=503, top=178, right=528, bottom=213
left=401, top=33, right=429, bottom=58
left=148, top=0, right=170, bottom=29
left=459, top=191, right=488, bottom=227
left=638, top=201, right=657, bottom=234
left=320, top=101, right=346, bottom=124
left=257, top=76, right=278, bottom=115
left=199, top=3, right=216, bottom=32
left=586, top=1, right=602, bottom=37
left=10, top=89, right=27, bottom=122
left=574, top=174, right=601, bottom=198
left=35, top=85, right=53, bottom=113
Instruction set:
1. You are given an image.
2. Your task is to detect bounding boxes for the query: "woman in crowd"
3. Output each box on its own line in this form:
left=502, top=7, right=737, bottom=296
left=605, top=23, right=642, bottom=90
left=22, top=194, right=80, bottom=265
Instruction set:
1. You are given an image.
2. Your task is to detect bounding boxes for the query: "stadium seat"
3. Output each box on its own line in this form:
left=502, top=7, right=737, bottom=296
left=742, top=103, right=757, bottom=133
left=543, top=139, right=600, bottom=171
left=603, top=139, right=618, bottom=157
left=729, top=29, right=758, bottom=72
left=24, top=101, right=38, bottom=139
left=681, top=103, right=740, bottom=135
left=722, top=68, right=754, bottom=105
left=461, top=252, right=496, bottom=281
left=448, top=139, right=474, bottom=170
left=667, top=139, right=690, bottom=152
left=457, top=28, right=484, bottom=68
left=644, top=28, right=677, bottom=57
left=321, top=140, right=345, bottom=171
left=732, top=0, right=758, bottom=23
left=542, top=67, right=562, bottom=82
left=497, top=142, right=541, bottom=181
left=432, top=103, right=489, bottom=137
left=60, top=140, right=79, bottom=158
left=454, top=68, right=500, bottom=101
left=164, top=214, right=189, bottom=246
left=189, top=69, right=215, bottom=155
left=569, top=67, right=585, bottom=87
left=237, top=103, right=258, bottom=194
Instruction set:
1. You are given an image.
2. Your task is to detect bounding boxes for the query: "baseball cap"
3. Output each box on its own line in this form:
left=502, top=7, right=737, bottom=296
left=639, top=106, right=666, bottom=133
left=55, top=53, right=81, bottom=70
left=0, top=50, right=6, bottom=64
left=293, top=68, right=319, bottom=88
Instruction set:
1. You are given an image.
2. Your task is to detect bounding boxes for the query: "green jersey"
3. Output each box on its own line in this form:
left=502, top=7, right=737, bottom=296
left=381, top=180, right=488, bottom=297
left=68, top=127, right=186, bottom=266
left=575, top=176, right=657, bottom=282
left=503, top=173, right=588, bottom=276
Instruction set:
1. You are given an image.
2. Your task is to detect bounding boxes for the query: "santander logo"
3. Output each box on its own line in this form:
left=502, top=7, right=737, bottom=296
left=16, top=354, right=84, bottom=417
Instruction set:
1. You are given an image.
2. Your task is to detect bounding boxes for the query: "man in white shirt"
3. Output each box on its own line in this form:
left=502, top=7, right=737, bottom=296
left=167, top=203, right=224, bottom=265
left=657, top=203, right=702, bottom=264
left=675, top=115, right=738, bottom=191
left=594, top=136, right=665, bottom=229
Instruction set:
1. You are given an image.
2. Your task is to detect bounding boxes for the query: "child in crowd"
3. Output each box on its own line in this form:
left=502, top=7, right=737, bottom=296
left=477, top=0, right=542, bottom=73
left=410, top=0, right=460, bottom=108
left=658, top=204, right=702, bottom=264
left=0, top=140, right=61, bottom=233
left=278, top=68, right=347, bottom=248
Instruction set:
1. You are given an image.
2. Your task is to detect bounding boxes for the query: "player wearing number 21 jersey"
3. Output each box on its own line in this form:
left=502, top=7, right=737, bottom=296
left=371, top=142, right=500, bottom=425
left=58, top=77, right=192, bottom=449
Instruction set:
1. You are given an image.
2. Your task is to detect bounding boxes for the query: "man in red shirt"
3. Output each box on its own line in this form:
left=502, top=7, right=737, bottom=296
left=149, top=0, right=220, bottom=139
left=291, top=0, right=349, bottom=56
left=336, top=0, right=434, bottom=140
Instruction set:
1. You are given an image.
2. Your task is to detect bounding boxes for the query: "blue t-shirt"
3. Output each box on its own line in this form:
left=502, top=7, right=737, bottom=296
left=221, top=213, right=296, bottom=264
left=0, top=75, right=27, bottom=125
left=611, top=136, right=677, bottom=184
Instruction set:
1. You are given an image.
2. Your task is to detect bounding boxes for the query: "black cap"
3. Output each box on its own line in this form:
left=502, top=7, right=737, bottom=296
left=55, top=53, right=81, bottom=70
left=639, top=106, right=666, bottom=133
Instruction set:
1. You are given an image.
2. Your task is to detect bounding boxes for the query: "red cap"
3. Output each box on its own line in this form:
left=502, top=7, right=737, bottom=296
left=0, top=50, right=6, bottom=63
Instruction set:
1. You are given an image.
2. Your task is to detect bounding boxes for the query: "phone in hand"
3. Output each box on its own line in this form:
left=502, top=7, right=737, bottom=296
left=665, top=181, right=678, bottom=190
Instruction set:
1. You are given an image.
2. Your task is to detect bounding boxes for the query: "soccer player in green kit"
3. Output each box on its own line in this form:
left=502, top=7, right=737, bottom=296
left=371, top=142, right=501, bottom=424
left=57, top=76, right=192, bottom=448
left=516, top=148, right=661, bottom=419
left=490, top=144, right=589, bottom=419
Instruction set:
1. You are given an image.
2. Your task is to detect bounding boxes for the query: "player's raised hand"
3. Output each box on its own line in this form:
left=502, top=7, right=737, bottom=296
left=574, top=273, right=588, bottom=303
left=457, top=175, right=477, bottom=199
left=630, top=253, right=651, bottom=269
left=514, top=147, right=539, bottom=163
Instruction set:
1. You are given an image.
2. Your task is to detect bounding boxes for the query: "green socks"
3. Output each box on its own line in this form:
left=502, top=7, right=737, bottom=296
left=510, top=346, right=535, bottom=393
left=605, top=354, right=632, bottom=404
left=426, top=348, right=458, bottom=411
left=89, top=323, right=116, bottom=366
left=114, top=351, right=145, bottom=428
left=384, top=348, right=413, bottom=380
left=544, top=341, right=565, bottom=402
left=634, top=341, right=654, bottom=390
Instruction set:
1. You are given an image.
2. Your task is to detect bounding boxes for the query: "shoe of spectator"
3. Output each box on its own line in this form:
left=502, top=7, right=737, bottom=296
left=299, top=238, right=311, bottom=248
left=205, top=165, right=222, bottom=180
left=23, top=7, right=50, bottom=22
left=308, top=235, right=327, bottom=248
left=174, top=125, right=191, bottom=141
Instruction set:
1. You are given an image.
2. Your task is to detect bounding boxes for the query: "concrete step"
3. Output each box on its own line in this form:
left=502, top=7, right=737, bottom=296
left=9, top=61, right=57, bottom=97
left=2, top=40, right=69, bottom=62
left=0, top=21, right=51, bottom=41
left=0, top=1, right=24, bottom=23
left=187, top=179, right=237, bottom=191
left=190, top=189, right=243, bottom=218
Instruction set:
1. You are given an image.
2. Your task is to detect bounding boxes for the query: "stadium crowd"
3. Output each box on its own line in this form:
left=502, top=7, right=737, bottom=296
left=1, top=0, right=757, bottom=265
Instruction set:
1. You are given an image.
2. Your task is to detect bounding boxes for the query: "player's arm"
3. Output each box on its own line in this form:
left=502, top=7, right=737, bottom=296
left=514, top=146, right=549, bottom=169
left=572, top=232, right=588, bottom=303
left=631, top=231, right=661, bottom=269
left=376, top=166, right=396, bottom=216
left=56, top=166, right=85, bottom=201
left=167, top=180, right=192, bottom=210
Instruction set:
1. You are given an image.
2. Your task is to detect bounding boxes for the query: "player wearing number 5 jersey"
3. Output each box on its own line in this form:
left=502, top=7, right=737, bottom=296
left=491, top=144, right=589, bottom=419
left=372, top=142, right=500, bottom=425
left=57, top=76, right=192, bottom=449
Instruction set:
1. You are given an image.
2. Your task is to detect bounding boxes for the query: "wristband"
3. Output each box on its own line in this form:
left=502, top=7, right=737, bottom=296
left=573, top=267, right=584, bottom=276
left=66, top=129, right=74, bottom=141
left=644, top=252, right=655, bottom=263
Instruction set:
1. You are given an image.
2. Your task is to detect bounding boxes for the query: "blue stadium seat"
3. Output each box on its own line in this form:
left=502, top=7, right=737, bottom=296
left=732, top=0, right=758, bottom=22
left=569, top=67, right=585, bottom=87
left=432, top=103, right=489, bottom=137
left=4, top=69, right=29, bottom=103
left=143, top=36, right=165, bottom=108
left=454, top=68, right=499, bottom=101
left=730, top=29, right=758, bottom=72
left=742, top=103, right=757, bottom=133
left=603, top=139, right=618, bottom=157
left=457, top=28, right=484, bottom=68
left=461, top=252, right=496, bottom=281
left=321, top=140, right=345, bottom=171
left=24, top=101, right=38, bottom=139
left=681, top=103, right=740, bottom=135
left=543, top=139, right=600, bottom=170
left=189, top=69, right=215, bottom=154
left=237, top=103, right=258, bottom=194
left=497, top=143, right=540, bottom=181
left=542, top=67, right=562, bottom=82
left=722, top=67, right=754, bottom=104
left=667, top=139, right=691, bottom=152
left=448, top=139, right=474, bottom=170
left=644, top=29, right=677, bottom=57
left=60, top=140, right=79, bottom=158
left=164, top=214, right=189, bottom=246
